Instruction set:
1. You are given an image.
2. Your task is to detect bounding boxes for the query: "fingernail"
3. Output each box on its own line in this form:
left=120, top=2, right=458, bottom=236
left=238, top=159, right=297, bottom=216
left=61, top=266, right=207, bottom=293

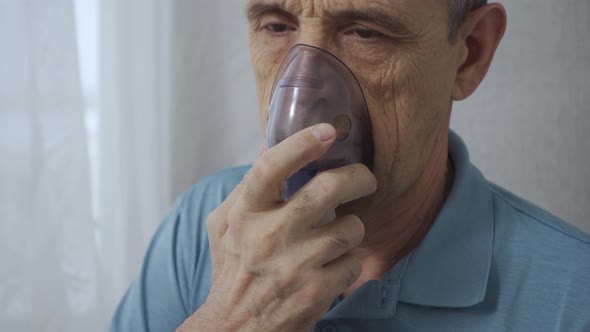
left=311, top=123, right=336, bottom=142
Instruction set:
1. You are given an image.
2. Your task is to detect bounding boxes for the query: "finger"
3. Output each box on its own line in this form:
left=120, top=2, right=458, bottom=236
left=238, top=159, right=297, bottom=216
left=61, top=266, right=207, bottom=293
left=284, top=163, right=377, bottom=228
left=207, top=178, right=246, bottom=275
left=240, top=123, right=337, bottom=212
left=218, top=177, right=247, bottom=216
left=207, top=178, right=246, bottom=241
left=297, top=214, right=365, bottom=268
left=319, top=252, right=362, bottom=298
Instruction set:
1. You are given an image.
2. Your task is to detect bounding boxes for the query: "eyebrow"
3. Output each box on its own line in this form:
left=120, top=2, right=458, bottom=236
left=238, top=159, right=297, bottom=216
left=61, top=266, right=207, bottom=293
left=247, top=2, right=417, bottom=38
left=330, top=8, right=416, bottom=37
left=247, top=3, right=296, bottom=23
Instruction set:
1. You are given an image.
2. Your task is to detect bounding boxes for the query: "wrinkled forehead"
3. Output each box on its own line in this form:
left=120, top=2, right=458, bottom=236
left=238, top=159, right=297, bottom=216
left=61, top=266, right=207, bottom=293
left=245, top=0, right=446, bottom=22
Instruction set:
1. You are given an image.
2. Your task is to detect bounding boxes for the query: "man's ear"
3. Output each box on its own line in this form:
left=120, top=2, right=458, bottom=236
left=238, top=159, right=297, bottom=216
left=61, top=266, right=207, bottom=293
left=452, top=4, right=507, bottom=101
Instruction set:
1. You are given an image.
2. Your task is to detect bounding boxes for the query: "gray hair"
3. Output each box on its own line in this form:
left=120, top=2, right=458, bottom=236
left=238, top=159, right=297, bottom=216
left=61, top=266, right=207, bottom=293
left=448, top=0, right=488, bottom=42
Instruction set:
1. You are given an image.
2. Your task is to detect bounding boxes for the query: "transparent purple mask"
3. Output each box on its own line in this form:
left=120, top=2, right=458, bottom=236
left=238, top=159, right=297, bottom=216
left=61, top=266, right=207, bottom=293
left=266, top=44, right=374, bottom=199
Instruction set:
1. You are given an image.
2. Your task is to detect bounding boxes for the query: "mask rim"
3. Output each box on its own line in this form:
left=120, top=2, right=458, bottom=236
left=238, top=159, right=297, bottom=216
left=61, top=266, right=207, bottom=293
left=267, top=43, right=371, bottom=119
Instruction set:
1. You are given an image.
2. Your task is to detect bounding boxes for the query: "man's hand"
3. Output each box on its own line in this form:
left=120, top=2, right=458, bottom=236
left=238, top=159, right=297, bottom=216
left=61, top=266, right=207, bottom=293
left=177, top=124, right=377, bottom=332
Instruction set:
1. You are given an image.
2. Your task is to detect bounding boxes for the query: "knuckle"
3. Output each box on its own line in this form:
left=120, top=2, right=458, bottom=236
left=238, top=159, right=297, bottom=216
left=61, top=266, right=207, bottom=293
left=228, top=213, right=289, bottom=267
left=225, top=214, right=243, bottom=236
left=226, top=207, right=242, bottom=225
left=250, top=155, right=276, bottom=185
left=206, top=210, right=220, bottom=231
left=313, top=172, right=340, bottom=199
left=272, top=269, right=299, bottom=298
left=242, top=248, right=271, bottom=272
left=326, top=231, right=352, bottom=251
left=242, top=231, right=279, bottom=265
left=291, top=174, right=339, bottom=211
left=206, top=209, right=228, bottom=238
left=252, top=242, right=276, bottom=262
left=258, top=218, right=288, bottom=243
left=283, top=204, right=305, bottom=225
left=297, top=189, right=319, bottom=207
left=226, top=209, right=255, bottom=237
left=341, top=163, right=376, bottom=190
left=288, top=190, right=319, bottom=218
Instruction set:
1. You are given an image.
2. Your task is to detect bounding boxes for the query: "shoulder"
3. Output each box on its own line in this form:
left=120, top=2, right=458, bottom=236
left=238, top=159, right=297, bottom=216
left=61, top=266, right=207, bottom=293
left=172, top=165, right=252, bottom=247
left=183, top=165, right=251, bottom=201
left=488, top=182, right=590, bottom=287
left=177, top=165, right=252, bottom=217
left=489, top=182, right=590, bottom=248
left=108, top=166, right=252, bottom=331
left=169, top=166, right=252, bottom=310
left=486, top=183, right=590, bottom=324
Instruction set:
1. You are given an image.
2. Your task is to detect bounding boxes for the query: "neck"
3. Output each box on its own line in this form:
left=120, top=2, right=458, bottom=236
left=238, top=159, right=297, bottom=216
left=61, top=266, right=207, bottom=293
left=338, top=129, right=454, bottom=297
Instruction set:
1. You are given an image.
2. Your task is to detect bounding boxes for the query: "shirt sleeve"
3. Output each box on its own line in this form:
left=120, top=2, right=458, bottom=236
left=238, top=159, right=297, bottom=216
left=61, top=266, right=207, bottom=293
left=108, top=167, right=248, bottom=332
left=108, top=196, right=195, bottom=332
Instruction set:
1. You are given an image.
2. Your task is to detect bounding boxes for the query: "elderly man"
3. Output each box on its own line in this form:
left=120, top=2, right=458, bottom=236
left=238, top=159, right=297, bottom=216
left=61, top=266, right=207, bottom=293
left=110, top=1, right=590, bottom=331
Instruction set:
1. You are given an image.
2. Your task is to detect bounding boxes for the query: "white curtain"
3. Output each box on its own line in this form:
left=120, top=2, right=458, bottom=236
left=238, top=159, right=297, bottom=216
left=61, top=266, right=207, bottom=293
left=97, top=0, right=174, bottom=323
left=1, top=0, right=588, bottom=331
left=1, top=1, right=259, bottom=330
left=451, top=0, right=590, bottom=233
left=0, top=1, right=99, bottom=331
left=97, top=0, right=259, bottom=328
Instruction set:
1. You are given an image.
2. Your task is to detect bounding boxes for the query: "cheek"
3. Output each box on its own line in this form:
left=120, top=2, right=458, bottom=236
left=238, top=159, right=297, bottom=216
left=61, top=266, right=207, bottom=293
left=343, top=46, right=421, bottom=114
left=346, top=49, right=451, bottom=165
left=249, top=36, right=293, bottom=132
left=351, top=54, right=417, bottom=142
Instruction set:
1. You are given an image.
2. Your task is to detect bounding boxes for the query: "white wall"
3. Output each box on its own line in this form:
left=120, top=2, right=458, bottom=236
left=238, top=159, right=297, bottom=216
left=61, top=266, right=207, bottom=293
left=451, top=1, right=590, bottom=233
left=169, top=1, right=260, bottom=194
left=169, top=1, right=590, bottom=233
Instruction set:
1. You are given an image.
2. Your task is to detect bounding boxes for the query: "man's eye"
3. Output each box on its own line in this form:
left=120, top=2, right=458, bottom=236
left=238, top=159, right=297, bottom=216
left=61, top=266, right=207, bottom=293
left=347, top=28, right=385, bottom=40
left=264, top=23, right=292, bottom=34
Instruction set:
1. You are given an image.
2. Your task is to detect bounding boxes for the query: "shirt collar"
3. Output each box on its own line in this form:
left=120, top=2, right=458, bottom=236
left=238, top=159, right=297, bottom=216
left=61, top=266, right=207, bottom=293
left=321, top=130, right=495, bottom=321
left=396, top=129, right=494, bottom=308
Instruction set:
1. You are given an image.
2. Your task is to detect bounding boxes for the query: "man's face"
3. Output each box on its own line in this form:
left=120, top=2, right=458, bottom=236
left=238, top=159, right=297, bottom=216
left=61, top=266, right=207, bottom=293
left=247, top=0, right=461, bottom=202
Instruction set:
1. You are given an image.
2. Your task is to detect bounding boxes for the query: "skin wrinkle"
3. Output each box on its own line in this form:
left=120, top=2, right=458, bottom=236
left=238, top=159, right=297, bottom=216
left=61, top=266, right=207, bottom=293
left=247, top=0, right=481, bottom=47
left=379, top=102, right=400, bottom=189
left=250, top=0, right=449, bottom=257
left=180, top=4, right=506, bottom=330
left=368, top=57, right=400, bottom=156
left=243, top=0, right=499, bottom=298
left=389, top=99, right=401, bottom=156
left=362, top=59, right=403, bottom=180
left=377, top=54, right=418, bottom=170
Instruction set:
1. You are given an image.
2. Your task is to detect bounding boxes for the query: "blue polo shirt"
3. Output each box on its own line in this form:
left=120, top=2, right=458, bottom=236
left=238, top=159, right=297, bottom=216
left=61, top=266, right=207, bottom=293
left=110, top=131, right=590, bottom=331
